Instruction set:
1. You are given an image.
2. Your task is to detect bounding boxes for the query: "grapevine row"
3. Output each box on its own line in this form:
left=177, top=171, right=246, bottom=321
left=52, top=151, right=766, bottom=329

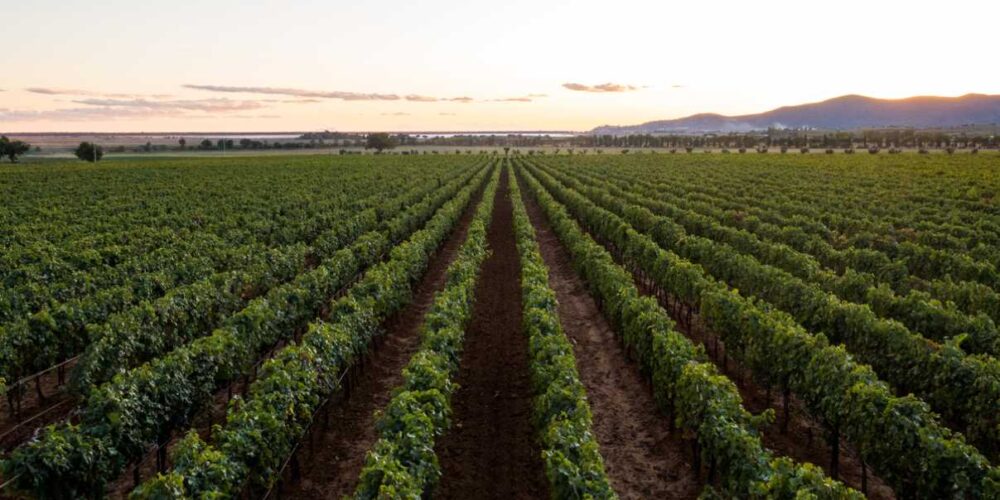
left=540, top=162, right=1000, bottom=357
left=0, top=165, right=385, bottom=324
left=582, top=157, right=1000, bottom=290
left=517, top=166, right=861, bottom=498
left=590, top=158, right=1000, bottom=331
left=71, top=162, right=475, bottom=394
left=527, top=161, right=1000, bottom=460
left=508, top=168, right=616, bottom=498
left=353, top=165, right=497, bottom=498
left=2, top=162, right=491, bottom=498
left=132, top=164, right=498, bottom=498
left=0, top=165, right=427, bottom=391
left=519, top=161, right=1000, bottom=497
left=613, top=154, right=1000, bottom=256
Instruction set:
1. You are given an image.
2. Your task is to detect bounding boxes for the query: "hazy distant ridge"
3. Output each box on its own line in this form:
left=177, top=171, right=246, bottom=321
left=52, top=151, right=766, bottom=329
left=591, top=94, right=1000, bottom=134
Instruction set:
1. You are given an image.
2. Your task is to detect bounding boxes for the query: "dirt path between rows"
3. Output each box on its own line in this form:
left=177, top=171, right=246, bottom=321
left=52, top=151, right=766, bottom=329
left=433, top=169, right=548, bottom=500
left=518, top=172, right=702, bottom=500
left=0, top=372, right=77, bottom=453
left=276, top=180, right=488, bottom=499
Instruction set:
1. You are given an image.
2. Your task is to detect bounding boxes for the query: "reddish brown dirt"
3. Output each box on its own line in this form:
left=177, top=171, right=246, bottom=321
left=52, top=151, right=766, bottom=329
left=433, top=170, right=548, bottom=500
left=0, top=366, right=77, bottom=453
left=257, top=182, right=487, bottom=499
left=519, top=175, right=702, bottom=500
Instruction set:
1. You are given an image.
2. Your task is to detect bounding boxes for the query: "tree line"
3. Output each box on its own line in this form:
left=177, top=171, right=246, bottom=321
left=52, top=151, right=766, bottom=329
left=576, top=129, right=999, bottom=149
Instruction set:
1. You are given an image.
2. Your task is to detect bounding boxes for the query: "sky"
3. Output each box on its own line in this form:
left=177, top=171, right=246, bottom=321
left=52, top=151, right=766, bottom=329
left=2, top=0, right=998, bottom=133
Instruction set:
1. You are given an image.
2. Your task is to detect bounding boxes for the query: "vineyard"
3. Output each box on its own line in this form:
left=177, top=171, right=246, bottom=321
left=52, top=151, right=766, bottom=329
left=1, top=152, right=1000, bottom=499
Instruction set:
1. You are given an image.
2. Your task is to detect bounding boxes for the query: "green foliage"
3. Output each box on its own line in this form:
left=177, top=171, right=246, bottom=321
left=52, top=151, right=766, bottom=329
left=127, top=165, right=497, bottom=498
left=519, top=164, right=860, bottom=499
left=531, top=159, right=1000, bottom=464
left=0, top=156, right=473, bottom=396
left=74, top=141, right=104, bottom=162
left=0, top=135, right=31, bottom=163
left=3, top=159, right=492, bottom=498
left=354, top=165, right=497, bottom=498
left=509, top=168, right=616, bottom=499
left=551, top=162, right=1000, bottom=357
left=520, top=159, right=1000, bottom=497
left=365, top=133, right=398, bottom=153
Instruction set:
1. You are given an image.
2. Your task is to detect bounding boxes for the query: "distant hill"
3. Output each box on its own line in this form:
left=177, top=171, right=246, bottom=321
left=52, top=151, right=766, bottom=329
left=591, top=94, right=1000, bottom=135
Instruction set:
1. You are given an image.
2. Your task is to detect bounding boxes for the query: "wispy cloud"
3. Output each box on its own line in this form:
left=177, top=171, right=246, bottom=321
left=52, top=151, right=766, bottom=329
left=401, top=95, right=476, bottom=103
left=186, top=113, right=281, bottom=120
left=1, top=96, right=271, bottom=122
left=74, top=97, right=266, bottom=113
left=404, top=94, right=437, bottom=102
left=262, top=98, right=322, bottom=104
left=562, top=82, right=641, bottom=93
left=25, top=87, right=93, bottom=96
left=183, top=84, right=402, bottom=101
left=489, top=94, right=547, bottom=103
left=8, top=84, right=547, bottom=123
left=0, top=107, right=187, bottom=121
left=0, top=107, right=281, bottom=122
left=25, top=87, right=173, bottom=99
left=185, top=85, right=501, bottom=104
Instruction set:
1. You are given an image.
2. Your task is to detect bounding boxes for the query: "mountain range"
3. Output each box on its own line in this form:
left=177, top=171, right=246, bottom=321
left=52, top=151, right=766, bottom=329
left=590, top=94, right=1000, bottom=135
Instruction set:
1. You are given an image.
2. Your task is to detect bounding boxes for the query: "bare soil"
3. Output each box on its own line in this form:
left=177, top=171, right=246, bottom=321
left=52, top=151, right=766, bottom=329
left=273, top=175, right=486, bottom=499
left=519, top=175, right=702, bottom=500
left=433, top=170, right=548, bottom=500
left=0, top=362, right=78, bottom=453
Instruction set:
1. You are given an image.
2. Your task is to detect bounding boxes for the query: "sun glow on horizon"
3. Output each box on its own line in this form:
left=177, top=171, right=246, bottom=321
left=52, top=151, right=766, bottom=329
left=2, top=0, right=998, bottom=132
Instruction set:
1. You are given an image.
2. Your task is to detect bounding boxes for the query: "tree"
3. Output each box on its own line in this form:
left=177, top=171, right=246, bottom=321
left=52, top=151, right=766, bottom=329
left=74, top=142, right=104, bottom=162
left=0, top=136, right=31, bottom=163
left=178, top=138, right=187, bottom=150
left=365, top=133, right=397, bottom=153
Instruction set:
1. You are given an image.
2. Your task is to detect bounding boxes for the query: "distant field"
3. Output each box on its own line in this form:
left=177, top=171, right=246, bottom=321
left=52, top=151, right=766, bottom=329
left=5, top=142, right=997, bottom=163
left=2, top=132, right=302, bottom=151
left=2, top=153, right=1000, bottom=499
